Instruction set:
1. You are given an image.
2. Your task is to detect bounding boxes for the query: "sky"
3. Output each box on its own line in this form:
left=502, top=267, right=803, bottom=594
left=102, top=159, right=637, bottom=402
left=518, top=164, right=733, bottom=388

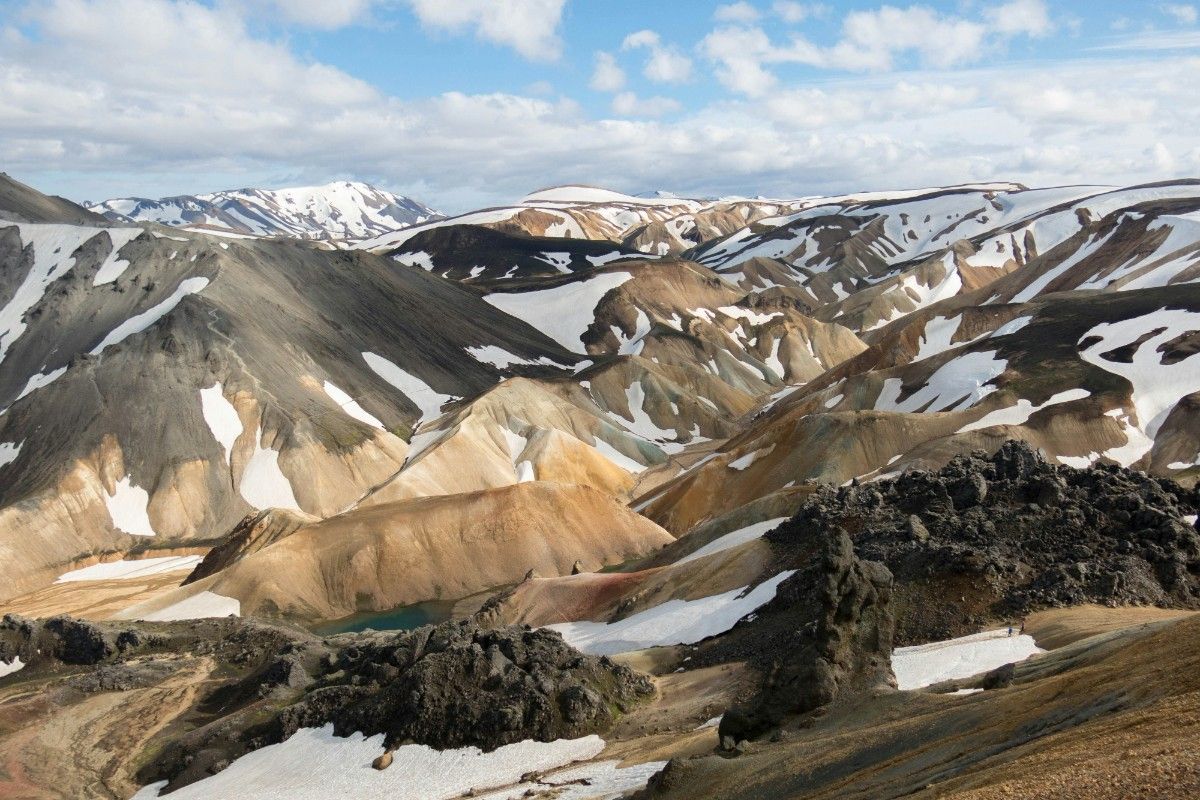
left=1, top=0, right=1198, bottom=212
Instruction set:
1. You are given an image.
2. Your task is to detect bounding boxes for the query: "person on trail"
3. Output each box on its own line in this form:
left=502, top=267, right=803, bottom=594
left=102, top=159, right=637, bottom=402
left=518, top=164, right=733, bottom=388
left=1019, top=619, right=1026, bottom=636
left=1007, top=623, right=1014, bottom=637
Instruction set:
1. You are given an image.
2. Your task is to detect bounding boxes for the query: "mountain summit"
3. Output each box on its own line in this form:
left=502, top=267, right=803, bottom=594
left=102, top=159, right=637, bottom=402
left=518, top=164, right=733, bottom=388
left=89, top=180, right=440, bottom=241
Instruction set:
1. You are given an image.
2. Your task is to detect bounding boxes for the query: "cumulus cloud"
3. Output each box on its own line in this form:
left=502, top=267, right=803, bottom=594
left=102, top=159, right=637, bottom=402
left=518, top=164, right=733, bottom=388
left=611, top=92, right=682, bottom=117
left=621, top=28, right=693, bottom=83
left=714, top=2, right=761, bottom=23
left=590, top=51, right=626, bottom=92
left=772, top=2, right=827, bottom=24
left=702, top=0, right=1056, bottom=95
left=404, top=0, right=567, bottom=61
left=984, top=0, right=1054, bottom=38
left=3, top=0, right=1197, bottom=211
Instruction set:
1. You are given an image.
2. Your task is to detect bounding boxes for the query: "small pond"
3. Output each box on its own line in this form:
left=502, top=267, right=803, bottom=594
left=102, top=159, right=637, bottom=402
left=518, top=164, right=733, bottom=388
left=312, top=599, right=456, bottom=635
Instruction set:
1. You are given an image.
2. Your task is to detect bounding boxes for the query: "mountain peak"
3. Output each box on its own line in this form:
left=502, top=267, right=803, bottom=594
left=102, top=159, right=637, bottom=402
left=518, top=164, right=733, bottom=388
left=89, top=180, right=441, bottom=241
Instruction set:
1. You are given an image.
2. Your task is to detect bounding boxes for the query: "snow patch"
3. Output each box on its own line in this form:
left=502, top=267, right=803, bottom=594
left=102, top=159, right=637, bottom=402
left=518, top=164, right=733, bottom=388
left=136, top=591, right=241, bottom=622
left=546, top=571, right=796, bottom=656
left=363, top=352, right=454, bottom=425
left=239, top=427, right=302, bottom=511
left=956, top=389, right=1091, bottom=434
left=199, top=383, right=242, bottom=465
left=323, top=381, right=384, bottom=430
left=0, top=440, right=21, bottom=468
left=892, top=629, right=1043, bottom=690
left=876, top=351, right=1007, bottom=413
left=130, top=726, right=606, bottom=800
left=56, top=555, right=202, bottom=583
left=104, top=476, right=156, bottom=537
left=483, top=272, right=634, bottom=352
left=675, top=518, right=789, bottom=566
left=0, top=657, right=24, bottom=679
left=91, top=277, right=209, bottom=354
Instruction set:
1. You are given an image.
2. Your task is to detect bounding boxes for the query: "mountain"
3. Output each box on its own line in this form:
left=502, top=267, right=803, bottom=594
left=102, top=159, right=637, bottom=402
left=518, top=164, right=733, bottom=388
left=3, top=175, right=1200, bottom=800
left=88, top=180, right=441, bottom=241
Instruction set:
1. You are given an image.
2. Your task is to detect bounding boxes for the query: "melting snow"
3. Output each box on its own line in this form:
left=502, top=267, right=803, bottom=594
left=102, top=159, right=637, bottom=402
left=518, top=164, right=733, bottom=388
left=0, top=657, right=24, bottom=679
left=466, top=345, right=557, bottom=370
left=323, top=381, right=384, bottom=430
left=239, top=426, right=302, bottom=511
left=546, top=571, right=796, bottom=656
left=56, top=555, right=202, bottom=583
left=199, top=383, right=243, bottom=465
left=892, top=629, right=1044, bottom=690
left=91, top=277, right=209, bottom=354
left=15, top=366, right=67, bottom=401
left=0, top=440, right=21, bottom=468
left=534, top=252, right=573, bottom=273
left=1077, top=308, right=1200, bottom=464
left=130, top=726, right=607, bottom=800
left=728, top=444, right=774, bottom=471
left=876, top=350, right=1007, bottom=413
left=104, top=476, right=156, bottom=537
left=956, top=389, right=1091, bottom=434
left=136, top=591, right=241, bottom=622
left=395, top=251, right=435, bottom=270
left=483, top=272, right=634, bottom=352
left=363, top=352, right=454, bottom=425
left=675, top=518, right=789, bottom=566
left=91, top=227, right=144, bottom=285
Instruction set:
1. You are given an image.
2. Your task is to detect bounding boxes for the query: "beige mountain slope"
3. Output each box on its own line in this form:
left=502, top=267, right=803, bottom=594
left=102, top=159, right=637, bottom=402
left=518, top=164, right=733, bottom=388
left=133, top=482, right=674, bottom=620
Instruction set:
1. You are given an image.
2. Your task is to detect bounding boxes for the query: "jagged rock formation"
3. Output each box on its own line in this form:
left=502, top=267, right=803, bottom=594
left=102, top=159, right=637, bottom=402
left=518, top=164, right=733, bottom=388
left=769, top=442, right=1200, bottom=643
left=0, top=613, right=652, bottom=794
left=716, top=530, right=894, bottom=745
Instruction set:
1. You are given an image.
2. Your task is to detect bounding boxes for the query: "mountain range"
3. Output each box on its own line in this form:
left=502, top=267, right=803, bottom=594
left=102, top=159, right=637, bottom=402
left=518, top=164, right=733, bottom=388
left=88, top=180, right=440, bottom=241
left=1, top=170, right=1199, bottom=799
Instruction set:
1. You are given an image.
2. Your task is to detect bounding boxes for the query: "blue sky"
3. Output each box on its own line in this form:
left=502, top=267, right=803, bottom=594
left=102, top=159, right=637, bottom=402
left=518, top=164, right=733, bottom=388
left=2, top=0, right=1199, bottom=211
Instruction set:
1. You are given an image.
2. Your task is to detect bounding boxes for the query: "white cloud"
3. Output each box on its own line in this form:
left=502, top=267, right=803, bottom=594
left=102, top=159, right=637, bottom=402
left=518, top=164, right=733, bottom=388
left=238, top=0, right=379, bottom=29
left=622, top=28, right=693, bottom=84
left=611, top=92, right=682, bottom=117
left=772, top=2, right=827, bottom=24
left=590, top=51, right=626, bottom=92
left=714, top=2, right=761, bottom=23
left=404, top=0, right=566, bottom=61
left=4, top=0, right=1199, bottom=213
left=983, top=0, right=1054, bottom=38
left=702, top=1, right=1058, bottom=94
left=1163, top=4, right=1199, bottom=25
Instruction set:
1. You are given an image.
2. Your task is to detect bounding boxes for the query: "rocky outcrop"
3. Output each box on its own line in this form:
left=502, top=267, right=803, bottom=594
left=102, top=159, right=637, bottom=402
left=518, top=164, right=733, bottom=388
left=1, top=612, right=652, bottom=794
left=143, top=619, right=652, bottom=791
left=717, top=531, right=894, bottom=745
left=770, top=441, right=1200, bottom=643
left=183, top=508, right=316, bottom=585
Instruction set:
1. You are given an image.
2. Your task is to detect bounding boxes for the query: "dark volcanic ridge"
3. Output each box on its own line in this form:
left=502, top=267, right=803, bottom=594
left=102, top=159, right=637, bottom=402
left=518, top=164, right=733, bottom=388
left=0, top=613, right=653, bottom=793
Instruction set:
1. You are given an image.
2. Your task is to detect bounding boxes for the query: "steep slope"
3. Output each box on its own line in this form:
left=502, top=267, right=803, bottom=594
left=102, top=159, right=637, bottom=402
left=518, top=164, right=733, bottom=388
left=0, top=186, right=579, bottom=601
left=90, top=181, right=439, bottom=241
left=136, top=482, right=675, bottom=620
left=0, top=172, right=107, bottom=225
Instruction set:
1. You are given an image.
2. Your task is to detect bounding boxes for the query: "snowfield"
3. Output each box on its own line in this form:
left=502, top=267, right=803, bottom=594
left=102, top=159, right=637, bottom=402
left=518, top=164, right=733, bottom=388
left=103, top=476, right=156, bottom=537
left=135, top=590, right=241, bottom=622
left=238, top=426, right=302, bottom=512
left=675, top=517, right=789, bottom=565
left=55, top=555, right=201, bottom=583
left=363, top=351, right=455, bottom=424
left=129, top=727, right=615, bottom=800
left=892, top=629, right=1044, bottom=690
left=546, top=571, right=796, bottom=656
left=482, top=272, right=634, bottom=352
left=199, top=383, right=243, bottom=465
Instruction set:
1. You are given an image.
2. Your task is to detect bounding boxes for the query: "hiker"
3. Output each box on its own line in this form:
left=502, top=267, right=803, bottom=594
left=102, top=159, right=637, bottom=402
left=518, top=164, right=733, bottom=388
left=1007, top=623, right=1014, bottom=637
left=1019, top=619, right=1026, bottom=636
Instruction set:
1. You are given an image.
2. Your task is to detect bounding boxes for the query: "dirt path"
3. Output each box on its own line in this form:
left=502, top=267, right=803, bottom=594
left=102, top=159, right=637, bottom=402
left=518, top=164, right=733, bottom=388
left=0, top=657, right=216, bottom=799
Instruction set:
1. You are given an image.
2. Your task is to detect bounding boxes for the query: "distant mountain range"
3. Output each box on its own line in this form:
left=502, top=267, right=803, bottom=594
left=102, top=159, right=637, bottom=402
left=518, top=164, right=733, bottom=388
left=88, top=180, right=440, bottom=241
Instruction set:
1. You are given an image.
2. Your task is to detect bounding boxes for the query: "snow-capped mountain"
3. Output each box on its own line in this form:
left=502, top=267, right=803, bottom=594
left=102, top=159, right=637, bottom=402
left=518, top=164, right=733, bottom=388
left=89, top=180, right=440, bottom=241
